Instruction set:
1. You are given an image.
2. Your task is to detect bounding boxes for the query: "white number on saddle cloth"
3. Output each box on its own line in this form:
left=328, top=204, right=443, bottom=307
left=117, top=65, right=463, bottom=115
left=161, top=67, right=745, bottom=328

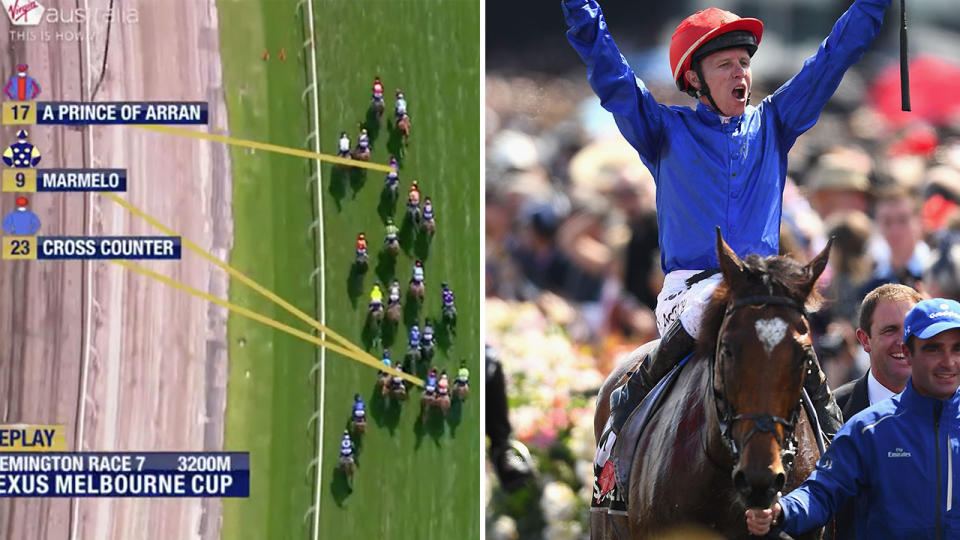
left=755, top=318, right=788, bottom=356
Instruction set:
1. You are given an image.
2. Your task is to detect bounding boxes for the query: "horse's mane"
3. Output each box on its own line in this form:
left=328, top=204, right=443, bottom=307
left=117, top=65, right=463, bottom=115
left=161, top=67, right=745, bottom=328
left=696, top=254, right=823, bottom=359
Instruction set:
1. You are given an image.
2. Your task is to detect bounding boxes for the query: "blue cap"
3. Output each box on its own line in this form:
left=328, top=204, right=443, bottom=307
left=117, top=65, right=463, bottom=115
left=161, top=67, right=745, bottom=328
left=903, top=298, right=960, bottom=343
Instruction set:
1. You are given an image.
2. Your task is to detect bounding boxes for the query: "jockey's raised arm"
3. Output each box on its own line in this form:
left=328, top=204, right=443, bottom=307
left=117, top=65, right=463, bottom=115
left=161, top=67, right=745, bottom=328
left=563, top=0, right=665, bottom=164
left=768, top=0, right=891, bottom=147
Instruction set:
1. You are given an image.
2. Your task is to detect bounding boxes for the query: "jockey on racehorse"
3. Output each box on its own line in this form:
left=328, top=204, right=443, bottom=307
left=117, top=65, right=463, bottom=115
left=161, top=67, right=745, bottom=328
left=340, top=430, right=354, bottom=459
left=395, top=90, right=408, bottom=120
left=337, top=132, right=350, bottom=158
left=357, top=128, right=370, bottom=152
left=352, top=394, right=366, bottom=423
left=372, top=76, right=384, bottom=104
left=565, top=0, right=864, bottom=474
left=356, top=233, right=367, bottom=257
left=386, top=156, right=399, bottom=189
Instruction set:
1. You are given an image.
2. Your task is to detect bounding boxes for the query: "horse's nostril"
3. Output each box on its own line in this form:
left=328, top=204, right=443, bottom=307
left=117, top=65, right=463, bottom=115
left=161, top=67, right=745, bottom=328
left=775, top=472, right=786, bottom=492
left=733, top=470, right=749, bottom=494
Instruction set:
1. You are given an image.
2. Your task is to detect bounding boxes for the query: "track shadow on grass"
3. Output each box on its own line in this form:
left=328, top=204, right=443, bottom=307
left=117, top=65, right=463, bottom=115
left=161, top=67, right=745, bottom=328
left=436, top=320, right=454, bottom=352
left=403, top=290, right=420, bottom=327
left=413, top=404, right=446, bottom=450
left=447, top=397, right=464, bottom=438
left=349, top=167, right=367, bottom=197
left=386, top=121, right=404, bottom=164
left=414, top=230, right=431, bottom=261
left=330, top=467, right=352, bottom=506
left=377, top=186, right=396, bottom=222
left=361, top=318, right=381, bottom=350
left=329, top=165, right=348, bottom=211
left=369, top=383, right=402, bottom=436
left=374, top=251, right=396, bottom=286
left=346, top=265, right=364, bottom=309
left=399, top=215, right=415, bottom=256
left=364, top=107, right=382, bottom=144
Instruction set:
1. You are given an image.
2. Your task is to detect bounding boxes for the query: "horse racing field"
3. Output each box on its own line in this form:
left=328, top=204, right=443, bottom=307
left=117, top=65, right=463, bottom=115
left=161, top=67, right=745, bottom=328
left=217, top=0, right=481, bottom=538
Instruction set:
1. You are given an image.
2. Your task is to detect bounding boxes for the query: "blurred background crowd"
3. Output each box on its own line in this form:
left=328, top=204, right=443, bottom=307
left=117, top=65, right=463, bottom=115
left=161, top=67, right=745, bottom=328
left=485, top=0, right=960, bottom=538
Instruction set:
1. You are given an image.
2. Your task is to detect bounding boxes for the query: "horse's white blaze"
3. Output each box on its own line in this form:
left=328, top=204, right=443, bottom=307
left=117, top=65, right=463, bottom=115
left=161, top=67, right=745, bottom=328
left=755, top=318, right=788, bottom=355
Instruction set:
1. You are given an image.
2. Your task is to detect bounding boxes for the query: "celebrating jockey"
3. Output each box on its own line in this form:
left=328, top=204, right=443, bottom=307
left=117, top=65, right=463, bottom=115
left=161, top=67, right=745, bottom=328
left=337, top=131, right=350, bottom=158
left=352, top=394, right=366, bottom=422
left=388, top=279, right=401, bottom=305
left=369, top=283, right=384, bottom=311
left=372, top=76, right=384, bottom=102
left=339, top=430, right=354, bottom=459
left=408, top=324, right=421, bottom=350
left=395, top=89, right=407, bottom=119
left=455, top=361, right=469, bottom=387
left=357, top=128, right=370, bottom=151
left=564, top=0, right=892, bottom=461
left=356, top=233, right=367, bottom=257
left=384, top=218, right=399, bottom=248
left=424, top=368, right=438, bottom=398
left=386, top=156, right=399, bottom=188
left=411, top=260, right=425, bottom=285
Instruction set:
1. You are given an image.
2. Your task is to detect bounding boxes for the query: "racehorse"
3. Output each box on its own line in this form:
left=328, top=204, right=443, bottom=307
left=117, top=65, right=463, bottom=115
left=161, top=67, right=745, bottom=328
left=436, top=392, right=451, bottom=416
left=591, top=230, right=832, bottom=540
left=409, top=280, right=425, bottom=304
left=340, top=455, right=355, bottom=480
left=352, top=413, right=366, bottom=434
left=397, top=114, right=411, bottom=142
left=442, top=304, right=456, bottom=327
left=352, top=145, right=371, bottom=161
left=454, top=381, right=469, bottom=401
left=387, top=300, right=402, bottom=323
left=355, top=250, right=368, bottom=273
left=372, top=97, right=384, bottom=121
left=421, top=217, right=436, bottom=236
left=368, top=303, right=383, bottom=330
left=385, top=238, right=400, bottom=257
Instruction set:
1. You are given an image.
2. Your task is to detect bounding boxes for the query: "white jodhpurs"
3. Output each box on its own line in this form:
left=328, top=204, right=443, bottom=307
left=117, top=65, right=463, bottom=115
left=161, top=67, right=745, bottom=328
left=654, top=270, right=723, bottom=339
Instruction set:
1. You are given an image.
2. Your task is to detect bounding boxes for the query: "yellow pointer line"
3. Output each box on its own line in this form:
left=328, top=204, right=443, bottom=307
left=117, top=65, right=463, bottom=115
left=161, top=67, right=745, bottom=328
left=132, top=124, right=393, bottom=173
left=103, top=193, right=369, bottom=362
left=112, top=260, right=423, bottom=387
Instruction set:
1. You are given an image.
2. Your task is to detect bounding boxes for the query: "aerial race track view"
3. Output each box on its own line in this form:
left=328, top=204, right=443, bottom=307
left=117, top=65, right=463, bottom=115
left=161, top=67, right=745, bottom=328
left=0, top=0, right=481, bottom=538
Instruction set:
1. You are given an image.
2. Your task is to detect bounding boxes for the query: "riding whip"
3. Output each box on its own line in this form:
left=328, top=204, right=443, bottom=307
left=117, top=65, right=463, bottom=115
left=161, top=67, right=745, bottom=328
left=900, top=0, right=911, bottom=111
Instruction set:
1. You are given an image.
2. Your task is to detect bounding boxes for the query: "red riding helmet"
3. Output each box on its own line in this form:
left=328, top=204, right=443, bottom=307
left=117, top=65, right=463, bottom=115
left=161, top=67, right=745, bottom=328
left=670, top=8, right=763, bottom=94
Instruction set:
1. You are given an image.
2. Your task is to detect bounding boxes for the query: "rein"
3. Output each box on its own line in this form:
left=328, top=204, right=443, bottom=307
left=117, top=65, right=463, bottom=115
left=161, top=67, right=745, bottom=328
left=712, top=294, right=810, bottom=473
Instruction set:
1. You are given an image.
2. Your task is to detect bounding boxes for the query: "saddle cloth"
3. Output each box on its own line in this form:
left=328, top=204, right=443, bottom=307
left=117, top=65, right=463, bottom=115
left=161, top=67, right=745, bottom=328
left=591, top=355, right=690, bottom=515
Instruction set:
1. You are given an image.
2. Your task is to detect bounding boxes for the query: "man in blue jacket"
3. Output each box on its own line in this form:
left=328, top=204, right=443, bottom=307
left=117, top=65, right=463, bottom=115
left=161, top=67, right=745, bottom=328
left=564, top=0, right=892, bottom=457
left=746, top=298, right=960, bottom=539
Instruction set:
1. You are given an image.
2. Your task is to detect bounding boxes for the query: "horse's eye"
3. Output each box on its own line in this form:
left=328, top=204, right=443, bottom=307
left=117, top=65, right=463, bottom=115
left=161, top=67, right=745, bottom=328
left=796, top=319, right=809, bottom=335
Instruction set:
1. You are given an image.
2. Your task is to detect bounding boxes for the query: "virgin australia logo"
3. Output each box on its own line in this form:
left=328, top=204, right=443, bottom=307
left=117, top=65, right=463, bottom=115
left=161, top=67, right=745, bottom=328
left=888, top=447, right=912, bottom=458
left=2, top=0, right=44, bottom=26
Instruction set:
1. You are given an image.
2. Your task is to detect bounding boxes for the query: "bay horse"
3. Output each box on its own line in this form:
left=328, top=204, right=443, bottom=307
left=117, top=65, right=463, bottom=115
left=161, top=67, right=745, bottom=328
left=397, top=114, right=411, bottom=141
left=591, top=230, right=832, bottom=539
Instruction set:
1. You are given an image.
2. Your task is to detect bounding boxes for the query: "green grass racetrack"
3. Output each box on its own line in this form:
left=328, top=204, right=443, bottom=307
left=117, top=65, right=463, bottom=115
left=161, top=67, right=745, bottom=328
left=219, top=0, right=481, bottom=538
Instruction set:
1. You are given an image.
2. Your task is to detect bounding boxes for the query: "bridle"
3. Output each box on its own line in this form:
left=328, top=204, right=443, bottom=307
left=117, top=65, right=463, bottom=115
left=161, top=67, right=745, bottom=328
left=712, top=294, right=813, bottom=474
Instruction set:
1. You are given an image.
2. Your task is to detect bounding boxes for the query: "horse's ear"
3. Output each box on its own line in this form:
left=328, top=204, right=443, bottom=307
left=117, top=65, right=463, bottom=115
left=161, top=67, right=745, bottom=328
left=716, top=227, right=745, bottom=288
left=802, top=236, right=834, bottom=295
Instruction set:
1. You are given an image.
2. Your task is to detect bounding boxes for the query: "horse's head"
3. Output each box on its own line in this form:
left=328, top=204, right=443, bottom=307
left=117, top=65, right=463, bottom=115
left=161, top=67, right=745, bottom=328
left=709, top=229, right=831, bottom=508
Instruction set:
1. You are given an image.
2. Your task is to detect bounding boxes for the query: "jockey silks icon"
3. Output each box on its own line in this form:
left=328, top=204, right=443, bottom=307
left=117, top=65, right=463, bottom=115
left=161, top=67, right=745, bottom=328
left=3, top=196, right=41, bottom=234
left=4, top=64, right=41, bottom=100
left=2, top=130, right=41, bottom=168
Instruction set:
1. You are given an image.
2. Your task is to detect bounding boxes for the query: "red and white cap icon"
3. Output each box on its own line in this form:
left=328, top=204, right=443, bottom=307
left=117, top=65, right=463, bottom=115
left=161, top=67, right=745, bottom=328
left=15, top=196, right=28, bottom=208
left=16, top=64, right=28, bottom=74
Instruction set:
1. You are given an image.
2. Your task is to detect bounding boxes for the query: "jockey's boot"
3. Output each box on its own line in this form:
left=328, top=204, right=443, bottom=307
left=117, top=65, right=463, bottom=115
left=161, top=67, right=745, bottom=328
left=609, top=319, right=695, bottom=436
left=804, top=350, right=843, bottom=443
